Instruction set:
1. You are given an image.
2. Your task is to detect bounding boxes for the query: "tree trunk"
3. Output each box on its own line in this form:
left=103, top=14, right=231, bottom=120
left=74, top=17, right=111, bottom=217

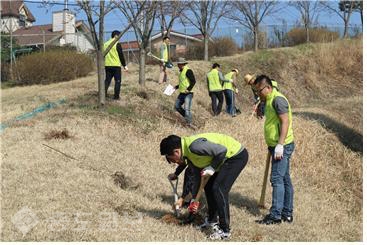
left=97, top=50, right=105, bottom=106
left=254, top=29, right=258, bottom=52
left=306, top=25, right=310, bottom=43
left=204, top=34, right=209, bottom=61
left=139, top=48, right=146, bottom=85
left=343, top=22, right=348, bottom=38
left=360, top=10, right=363, bottom=25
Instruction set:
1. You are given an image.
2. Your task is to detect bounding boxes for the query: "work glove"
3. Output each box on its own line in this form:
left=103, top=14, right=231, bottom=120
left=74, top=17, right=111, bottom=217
left=274, top=144, right=284, bottom=160
left=229, top=79, right=233, bottom=83
left=201, top=166, right=215, bottom=176
left=123, top=66, right=128, bottom=72
left=235, top=88, right=239, bottom=94
left=188, top=199, right=200, bottom=214
left=174, top=85, right=179, bottom=90
left=167, top=173, right=178, bottom=180
left=160, top=59, right=165, bottom=62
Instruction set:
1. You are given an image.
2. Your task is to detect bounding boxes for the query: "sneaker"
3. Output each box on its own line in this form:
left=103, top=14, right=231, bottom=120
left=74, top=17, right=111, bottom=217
left=281, top=215, right=293, bottom=223
left=195, top=217, right=218, bottom=230
left=208, top=224, right=231, bottom=240
left=255, top=214, right=281, bottom=225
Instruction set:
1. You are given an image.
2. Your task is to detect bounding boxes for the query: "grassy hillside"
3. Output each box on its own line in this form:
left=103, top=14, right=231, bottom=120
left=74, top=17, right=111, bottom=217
left=1, top=38, right=362, bottom=241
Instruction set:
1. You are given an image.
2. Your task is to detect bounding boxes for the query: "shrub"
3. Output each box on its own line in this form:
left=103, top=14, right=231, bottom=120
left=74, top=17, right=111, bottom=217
left=286, top=27, right=339, bottom=46
left=209, top=37, right=238, bottom=57
left=14, top=50, right=94, bottom=85
left=186, top=42, right=205, bottom=60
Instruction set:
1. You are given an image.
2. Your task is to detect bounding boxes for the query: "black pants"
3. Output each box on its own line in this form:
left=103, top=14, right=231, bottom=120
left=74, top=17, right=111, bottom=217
left=204, top=149, right=249, bottom=232
left=209, top=91, right=224, bottom=116
left=105, top=67, right=122, bottom=99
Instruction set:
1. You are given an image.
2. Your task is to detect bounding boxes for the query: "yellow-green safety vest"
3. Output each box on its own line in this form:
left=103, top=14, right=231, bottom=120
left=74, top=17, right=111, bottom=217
left=264, top=89, right=294, bottom=147
left=272, top=80, right=279, bottom=90
left=223, top=72, right=235, bottom=91
left=104, top=38, right=121, bottom=67
left=179, top=65, right=190, bottom=93
left=207, top=69, right=223, bottom=92
left=161, top=42, right=168, bottom=62
left=181, top=133, right=242, bottom=169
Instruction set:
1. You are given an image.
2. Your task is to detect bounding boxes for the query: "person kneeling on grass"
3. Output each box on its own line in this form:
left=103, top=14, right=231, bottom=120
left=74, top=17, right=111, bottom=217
left=160, top=133, right=249, bottom=240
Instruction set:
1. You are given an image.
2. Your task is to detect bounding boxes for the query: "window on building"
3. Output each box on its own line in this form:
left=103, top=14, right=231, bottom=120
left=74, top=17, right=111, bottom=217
left=19, top=14, right=26, bottom=27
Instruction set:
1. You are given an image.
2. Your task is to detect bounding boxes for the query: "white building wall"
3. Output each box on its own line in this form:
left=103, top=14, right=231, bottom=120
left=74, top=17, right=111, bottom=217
left=0, top=17, right=19, bottom=33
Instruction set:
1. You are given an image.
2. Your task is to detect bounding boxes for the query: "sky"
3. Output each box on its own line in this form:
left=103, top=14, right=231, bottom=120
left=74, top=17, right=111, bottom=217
left=23, top=0, right=363, bottom=42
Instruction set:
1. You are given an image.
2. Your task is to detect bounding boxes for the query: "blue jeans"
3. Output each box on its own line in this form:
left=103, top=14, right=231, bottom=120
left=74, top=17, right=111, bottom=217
left=175, top=93, right=193, bottom=123
left=268, top=142, right=295, bottom=219
left=223, top=89, right=235, bottom=116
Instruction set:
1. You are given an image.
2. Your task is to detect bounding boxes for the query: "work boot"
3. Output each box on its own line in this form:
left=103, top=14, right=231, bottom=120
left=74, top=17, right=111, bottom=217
left=195, top=217, right=218, bottom=230
left=255, top=214, right=281, bottom=225
left=208, top=224, right=231, bottom=240
left=281, top=215, right=293, bottom=223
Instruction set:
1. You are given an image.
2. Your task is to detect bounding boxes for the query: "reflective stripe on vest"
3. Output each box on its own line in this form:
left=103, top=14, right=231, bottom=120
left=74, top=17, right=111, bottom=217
left=181, top=133, right=242, bottom=169
left=223, top=72, right=235, bottom=91
left=161, top=43, right=168, bottom=62
left=207, top=69, right=223, bottom=91
left=104, top=38, right=121, bottom=67
left=179, top=65, right=190, bottom=93
left=264, top=89, right=294, bottom=147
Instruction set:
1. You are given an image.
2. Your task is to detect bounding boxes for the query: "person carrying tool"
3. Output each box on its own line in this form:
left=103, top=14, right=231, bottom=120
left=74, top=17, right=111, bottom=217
left=223, top=69, right=239, bottom=117
left=159, top=36, right=170, bottom=84
left=253, top=75, right=295, bottom=225
left=104, top=30, right=128, bottom=100
left=207, top=63, right=232, bottom=116
left=174, top=57, right=196, bottom=127
left=160, top=133, right=249, bottom=240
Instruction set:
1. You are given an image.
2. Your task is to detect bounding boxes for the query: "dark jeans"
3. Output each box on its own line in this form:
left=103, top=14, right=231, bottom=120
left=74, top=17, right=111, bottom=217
left=204, top=149, right=249, bottom=232
left=268, top=142, right=295, bottom=219
left=209, top=91, right=224, bottom=116
left=223, top=89, right=236, bottom=116
left=105, top=67, right=122, bottom=99
left=175, top=93, right=193, bottom=123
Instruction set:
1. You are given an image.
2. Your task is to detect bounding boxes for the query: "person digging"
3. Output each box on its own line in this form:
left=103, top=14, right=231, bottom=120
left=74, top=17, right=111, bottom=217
left=160, top=133, right=249, bottom=240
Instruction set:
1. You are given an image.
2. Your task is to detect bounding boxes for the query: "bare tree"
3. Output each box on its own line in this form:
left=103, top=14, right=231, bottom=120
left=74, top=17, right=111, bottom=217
left=77, top=1, right=137, bottom=106
left=116, top=0, right=157, bottom=85
left=157, top=1, right=187, bottom=37
left=184, top=0, right=229, bottom=61
left=229, top=1, right=279, bottom=52
left=289, top=1, right=322, bottom=43
left=320, top=0, right=360, bottom=38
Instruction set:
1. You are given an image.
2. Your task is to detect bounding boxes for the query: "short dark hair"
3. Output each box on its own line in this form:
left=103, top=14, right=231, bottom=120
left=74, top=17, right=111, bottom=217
left=254, top=74, right=272, bottom=86
left=111, top=30, right=121, bottom=38
left=163, top=36, right=170, bottom=41
left=212, top=63, right=220, bottom=69
left=160, top=135, right=181, bottom=156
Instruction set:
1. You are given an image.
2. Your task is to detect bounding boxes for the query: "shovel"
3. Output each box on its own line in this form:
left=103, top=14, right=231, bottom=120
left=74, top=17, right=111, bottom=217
left=168, top=177, right=180, bottom=217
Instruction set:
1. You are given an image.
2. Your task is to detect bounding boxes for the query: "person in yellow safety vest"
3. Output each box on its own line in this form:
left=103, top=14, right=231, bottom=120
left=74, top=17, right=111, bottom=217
left=104, top=30, right=128, bottom=100
left=223, top=69, right=239, bottom=117
left=244, top=74, right=279, bottom=118
left=207, top=63, right=232, bottom=116
left=252, top=75, right=295, bottom=225
left=173, top=57, right=196, bottom=126
left=159, top=36, right=170, bottom=84
left=160, top=133, right=249, bottom=240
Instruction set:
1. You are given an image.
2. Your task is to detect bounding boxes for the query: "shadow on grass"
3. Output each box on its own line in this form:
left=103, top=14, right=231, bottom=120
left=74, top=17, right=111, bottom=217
left=229, top=192, right=261, bottom=216
left=136, top=207, right=168, bottom=219
left=294, top=111, right=362, bottom=154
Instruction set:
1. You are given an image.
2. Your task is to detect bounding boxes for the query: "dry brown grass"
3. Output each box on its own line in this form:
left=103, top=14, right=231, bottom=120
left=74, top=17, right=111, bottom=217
left=0, top=40, right=362, bottom=241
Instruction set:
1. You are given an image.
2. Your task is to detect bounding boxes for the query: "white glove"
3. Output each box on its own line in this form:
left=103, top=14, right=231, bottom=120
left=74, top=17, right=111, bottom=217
left=160, top=59, right=165, bottom=62
left=201, top=166, right=215, bottom=176
left=235, top=88, right=239, bottom=94
left=274, top=144, right=284, bottom=160
left=123, top=66, right=128, bottom=71
left=229, top=79, right=233, bottom=83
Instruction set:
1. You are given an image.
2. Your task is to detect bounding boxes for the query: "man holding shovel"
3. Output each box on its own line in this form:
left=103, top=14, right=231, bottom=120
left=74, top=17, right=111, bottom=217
left=160, top=133, right=249, bottom=240
left=253, top=75, right=295, bottom=225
